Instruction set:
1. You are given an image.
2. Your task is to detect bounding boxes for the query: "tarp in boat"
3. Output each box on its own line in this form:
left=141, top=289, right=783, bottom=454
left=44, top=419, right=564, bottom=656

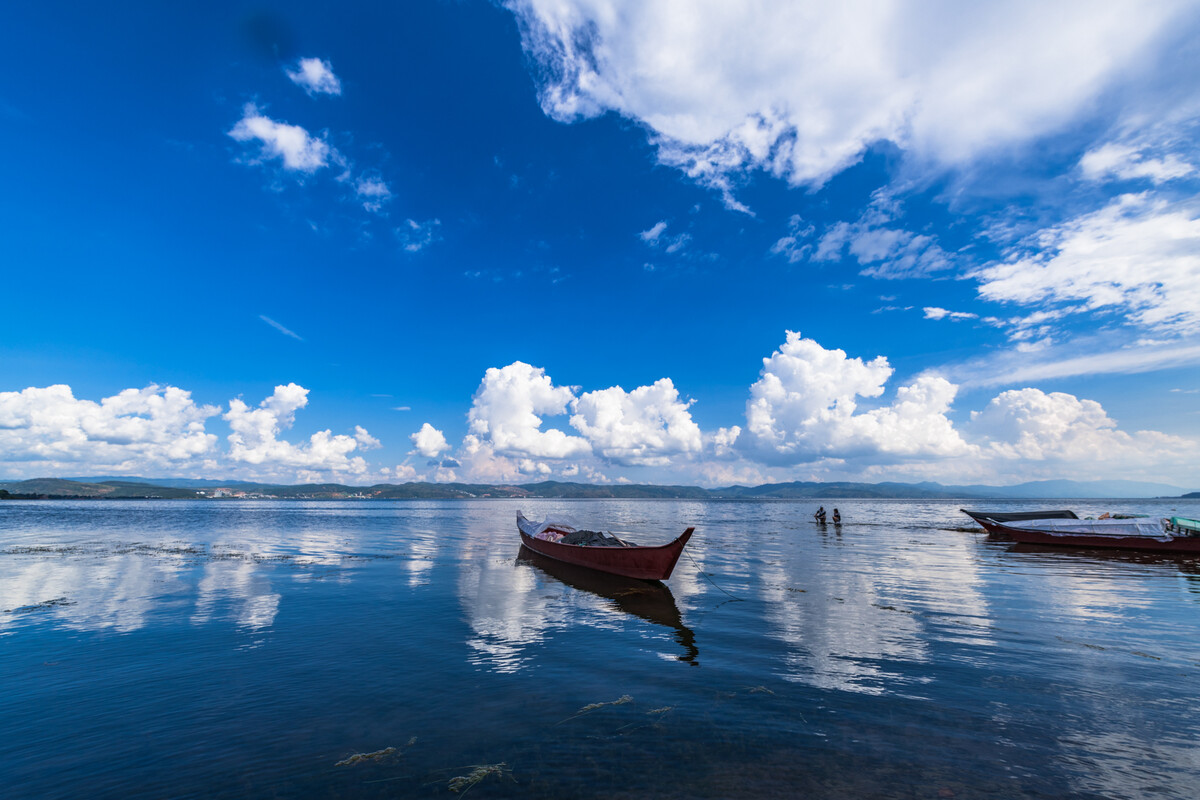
left=1006, top=517, right=1172, bottom=541
left=517, top=513, right=630, bottom=546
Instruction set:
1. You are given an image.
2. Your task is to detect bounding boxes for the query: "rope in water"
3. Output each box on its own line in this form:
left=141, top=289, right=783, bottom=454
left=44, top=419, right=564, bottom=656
left=683, top=547, right=744, bottom=602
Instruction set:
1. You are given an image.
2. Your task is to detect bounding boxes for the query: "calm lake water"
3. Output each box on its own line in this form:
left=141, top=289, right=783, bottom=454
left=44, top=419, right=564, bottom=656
left=3, top=498, right=1200, bottom=799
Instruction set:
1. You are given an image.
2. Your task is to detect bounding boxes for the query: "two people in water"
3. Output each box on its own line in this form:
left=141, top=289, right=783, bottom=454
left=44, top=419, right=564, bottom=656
left=814, top=506, right=841, bottom=524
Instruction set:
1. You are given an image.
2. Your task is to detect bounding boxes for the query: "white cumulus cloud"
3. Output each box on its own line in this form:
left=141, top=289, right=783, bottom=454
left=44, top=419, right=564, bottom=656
left=467, top=362, right=591, bottom=459
left=740, top=332, right=975, bottom=464
left=0, top=384, right=219, bottom=476
left=570, top=378, right=702, bottom=465
left=969, top=388, right=1194, bottom=476
left=286, top=57, right=343, bottom=96
left=411, top=423, right=450, bottom=459
left=224, top=383, right=374, bottom=476
left=452, top=434, right=523, bottom=484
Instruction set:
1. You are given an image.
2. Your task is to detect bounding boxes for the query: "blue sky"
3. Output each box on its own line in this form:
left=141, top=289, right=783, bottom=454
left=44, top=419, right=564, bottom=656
left=2, top=0, right=1199, bottom=488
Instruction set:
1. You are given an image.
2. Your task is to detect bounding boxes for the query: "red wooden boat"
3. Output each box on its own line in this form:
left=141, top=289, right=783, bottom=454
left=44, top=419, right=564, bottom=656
left=516, top=513, right=694, bottom=581
left=962, top=510, right=1200, bottom=553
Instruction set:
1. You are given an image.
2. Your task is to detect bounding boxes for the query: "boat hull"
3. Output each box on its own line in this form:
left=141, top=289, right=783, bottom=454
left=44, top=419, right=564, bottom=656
left=972, top=517, right=1200, bottom=553
left=517, top=524, right=694, bottom=581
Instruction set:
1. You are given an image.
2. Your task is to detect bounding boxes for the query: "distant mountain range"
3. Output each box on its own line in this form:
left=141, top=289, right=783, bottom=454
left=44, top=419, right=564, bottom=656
left=1, top=476, right=1195, bottom=500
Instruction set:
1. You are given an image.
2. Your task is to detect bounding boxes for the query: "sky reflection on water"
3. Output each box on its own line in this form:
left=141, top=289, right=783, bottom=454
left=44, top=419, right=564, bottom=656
left=2, top=498, right=1200, bottom=798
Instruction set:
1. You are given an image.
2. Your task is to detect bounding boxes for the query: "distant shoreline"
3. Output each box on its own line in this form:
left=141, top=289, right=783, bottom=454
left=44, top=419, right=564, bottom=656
left=2, top=478, right=1197, bottom=502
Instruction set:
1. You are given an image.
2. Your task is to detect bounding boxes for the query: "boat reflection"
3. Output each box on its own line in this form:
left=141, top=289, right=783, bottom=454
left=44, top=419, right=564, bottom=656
left=1007, top=542, right=1200, bottom=587
left=516, top=545, right=699, bottom=665
left=1009, top=542, right=1200, bottom=567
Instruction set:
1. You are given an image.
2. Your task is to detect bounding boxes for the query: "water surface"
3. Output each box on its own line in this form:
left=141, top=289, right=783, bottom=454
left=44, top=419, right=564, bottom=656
left=3, top=498, right=1199, bottom=798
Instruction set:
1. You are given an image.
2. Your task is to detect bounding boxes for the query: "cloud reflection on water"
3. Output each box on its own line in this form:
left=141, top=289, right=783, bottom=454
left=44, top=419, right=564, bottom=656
left=0, top=501, right=385, bottom=635
left=1, top=551, right=191, bottom=633
left=192, top=560, right=280, bottom=631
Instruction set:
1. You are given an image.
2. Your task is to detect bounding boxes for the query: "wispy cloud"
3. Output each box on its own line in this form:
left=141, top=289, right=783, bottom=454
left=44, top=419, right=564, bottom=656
left=769, top=214, right=815, bottom=263
left=639, top=221, right=667, bottom=243
left=923, top=307, right=978, bottom=321
left=638, top=220, right=691, bottom=254
left=953, top=340, right=1200, bottom=388
left=1079, top=141, right=1194, bottom=184
left=259, top=315, right=304, bottom=341
left=229, top=103, right=333, bottom=173
left=397, top=218, right=441, bottom=253
left=227, top=102, right=404, bottom=224
left=971, top=193, right=1200, bottom=337
left=509, top=0, right=1191, bottom=202
left=354, top=175, right=392, bottom=213
left=815, top=192, right=952, bottom=279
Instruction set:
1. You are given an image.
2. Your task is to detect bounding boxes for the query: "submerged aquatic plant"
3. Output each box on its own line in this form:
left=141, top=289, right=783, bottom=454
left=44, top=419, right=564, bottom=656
left=335, top=747, right=396, bottom=767
left=448, top=762, right=511, bottom=794
left=615, top=705, right=676, bottom=734
left=4, top=597, right=76, bottom=613
left=555, top=694, right=634, bottom=726
left=576, top=694, right=632, bottom=714
left=335, top=737, right=417, bottom=767
left=718, top=685, right=779, bottom=700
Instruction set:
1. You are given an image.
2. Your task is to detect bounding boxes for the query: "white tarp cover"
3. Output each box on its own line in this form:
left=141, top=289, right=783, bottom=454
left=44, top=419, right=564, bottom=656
left=517, top=513, right=581, bottom=542
left=1007, top=517, right=1172, bottom=541
left=518, top=514, right=578, bottom=534
left=518, top=513, right=634, bottom=548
